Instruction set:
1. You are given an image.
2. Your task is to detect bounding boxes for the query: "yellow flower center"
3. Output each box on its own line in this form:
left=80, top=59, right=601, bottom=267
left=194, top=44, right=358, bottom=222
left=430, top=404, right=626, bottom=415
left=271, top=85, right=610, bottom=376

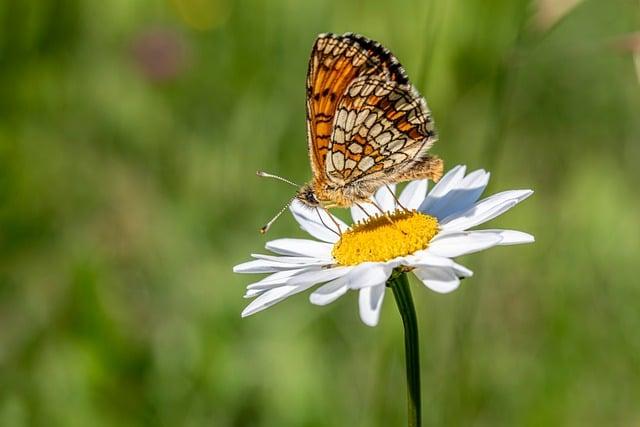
left=332, top=210, right=439, bottom=266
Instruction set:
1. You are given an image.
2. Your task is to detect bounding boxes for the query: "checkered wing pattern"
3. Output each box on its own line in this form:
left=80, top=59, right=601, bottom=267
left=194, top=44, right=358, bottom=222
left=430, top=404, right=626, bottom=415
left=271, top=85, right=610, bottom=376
left=325, top=75, right=436, bottom=185
left=306, top=33, right=410, bottom=178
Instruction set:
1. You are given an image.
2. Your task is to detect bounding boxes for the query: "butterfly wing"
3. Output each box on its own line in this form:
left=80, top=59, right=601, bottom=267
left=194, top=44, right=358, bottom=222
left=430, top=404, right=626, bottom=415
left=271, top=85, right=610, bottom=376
left=306, top=33, right=409, bottom=179
left=325, top=75, right=437, bottom=186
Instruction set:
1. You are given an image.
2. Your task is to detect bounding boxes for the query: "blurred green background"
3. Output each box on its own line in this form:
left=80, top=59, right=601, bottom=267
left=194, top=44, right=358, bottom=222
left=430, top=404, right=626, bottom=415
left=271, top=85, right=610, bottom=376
left=1, top=0, right=639, bottom=425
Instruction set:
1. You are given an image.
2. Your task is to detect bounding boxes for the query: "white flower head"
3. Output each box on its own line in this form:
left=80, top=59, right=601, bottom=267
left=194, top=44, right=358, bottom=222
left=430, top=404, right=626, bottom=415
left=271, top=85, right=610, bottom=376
left=234, top=165, right=534, bottom=327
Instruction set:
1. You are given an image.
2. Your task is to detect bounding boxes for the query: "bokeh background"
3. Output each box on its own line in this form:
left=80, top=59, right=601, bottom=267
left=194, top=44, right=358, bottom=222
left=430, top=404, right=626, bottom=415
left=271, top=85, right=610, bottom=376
left=1, top=0, right=639, bottom=425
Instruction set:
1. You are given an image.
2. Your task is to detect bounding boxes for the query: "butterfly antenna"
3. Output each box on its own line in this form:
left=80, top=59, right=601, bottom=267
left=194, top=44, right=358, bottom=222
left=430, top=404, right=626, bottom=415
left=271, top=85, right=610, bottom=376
left=256, top=171, right=298, bottom=187
left=259, top=197, right=296, bottom=234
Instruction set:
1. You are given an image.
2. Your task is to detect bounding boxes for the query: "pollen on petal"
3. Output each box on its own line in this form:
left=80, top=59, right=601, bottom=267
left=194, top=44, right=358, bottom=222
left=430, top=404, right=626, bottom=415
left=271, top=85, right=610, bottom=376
left=332, top=210, right=439, bottom=266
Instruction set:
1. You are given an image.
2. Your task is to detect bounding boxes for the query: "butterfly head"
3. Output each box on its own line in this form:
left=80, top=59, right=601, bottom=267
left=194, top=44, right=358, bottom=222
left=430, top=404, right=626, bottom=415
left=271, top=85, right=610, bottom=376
left=296, top=183, right=320, bottom=208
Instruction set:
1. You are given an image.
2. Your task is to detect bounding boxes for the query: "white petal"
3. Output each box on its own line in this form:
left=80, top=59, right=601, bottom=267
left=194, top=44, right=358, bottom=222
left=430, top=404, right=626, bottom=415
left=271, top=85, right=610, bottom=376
left=381, top=258, right=406, bottom=270
left=441, top=200, right=517, bottom=232
left=309, top=275, right=350, bottom=305
left=472, top=229, right=535, bottom=245
left=405, top=251, right=454, bottom=268
left=399, top=180, right=428, bottom=210
left=243, top=267, right=339, bottom=300
left=428, top=232, right=503, bottom=257
left=440, top=190, right=533, bottom=232
left=290, top=200, right=346, bottom=243
left=350, top=202, right=378, bottom=223
left=233, top=259, right=311, bottom=274
left=346, top=263, right=392, bottom=289
left=419, top=165, right=467, bottom=213
left=423, top=169, right=490, bottom=219
left=286, top=266, right=352, bottom=286
left=451, top=261, right=473, bottom=278
left=375, top=184, right=397, bottom=211
left=246, top=267, right=315, bottom=290
left=358, top=284, right=386, bottom=326
left=251, top=253, right=330, bottom=264
left=413, top=267, right=460, bottom=294
left=244, top=288, right=264, bottom=298
left=266, top=238, right=333, bottom=258
left=241, top=283, right=314, bottom=317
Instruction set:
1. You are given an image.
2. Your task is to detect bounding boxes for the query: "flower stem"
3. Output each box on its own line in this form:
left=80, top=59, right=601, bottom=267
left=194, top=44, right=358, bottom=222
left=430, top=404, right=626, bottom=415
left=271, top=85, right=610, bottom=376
left=389, top=271, right=421, bottom=427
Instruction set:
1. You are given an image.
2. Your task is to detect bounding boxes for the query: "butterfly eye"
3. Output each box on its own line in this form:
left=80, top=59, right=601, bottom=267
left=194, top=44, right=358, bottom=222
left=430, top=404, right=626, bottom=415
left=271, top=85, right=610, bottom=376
left=306, top=192, right=319, bottom=204
left=296, top=184, right=320, bottom=207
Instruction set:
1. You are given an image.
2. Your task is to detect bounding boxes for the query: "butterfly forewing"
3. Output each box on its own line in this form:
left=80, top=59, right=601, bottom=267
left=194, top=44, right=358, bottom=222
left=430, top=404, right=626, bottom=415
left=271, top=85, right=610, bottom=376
left=305, top=33, right=410, bottom=178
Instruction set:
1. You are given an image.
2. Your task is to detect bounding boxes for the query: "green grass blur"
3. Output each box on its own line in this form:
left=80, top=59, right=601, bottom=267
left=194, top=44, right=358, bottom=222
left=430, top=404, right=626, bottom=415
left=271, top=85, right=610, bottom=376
left=1, top=0, right=639, bottom=425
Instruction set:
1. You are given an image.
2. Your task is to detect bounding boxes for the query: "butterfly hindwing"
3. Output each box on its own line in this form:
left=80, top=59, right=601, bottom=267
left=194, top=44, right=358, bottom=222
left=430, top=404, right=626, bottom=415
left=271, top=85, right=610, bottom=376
left=325, top=75, right=437, bottom=184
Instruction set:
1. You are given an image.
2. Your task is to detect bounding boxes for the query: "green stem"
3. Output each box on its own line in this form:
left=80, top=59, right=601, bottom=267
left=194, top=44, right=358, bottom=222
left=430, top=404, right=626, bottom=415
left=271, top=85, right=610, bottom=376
left=389, top=271, right=421, bottom=427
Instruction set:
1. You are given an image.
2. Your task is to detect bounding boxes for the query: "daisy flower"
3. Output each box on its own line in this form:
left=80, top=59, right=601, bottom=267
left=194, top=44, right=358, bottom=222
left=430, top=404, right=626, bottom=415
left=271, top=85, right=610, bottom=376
left=234, top=165, right=534, bottom=326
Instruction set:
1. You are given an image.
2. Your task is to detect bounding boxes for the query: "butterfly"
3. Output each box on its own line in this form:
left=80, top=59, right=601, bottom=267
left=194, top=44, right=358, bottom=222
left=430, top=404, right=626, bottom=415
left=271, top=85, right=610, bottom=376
left=259, top=33, right=442, bottom=232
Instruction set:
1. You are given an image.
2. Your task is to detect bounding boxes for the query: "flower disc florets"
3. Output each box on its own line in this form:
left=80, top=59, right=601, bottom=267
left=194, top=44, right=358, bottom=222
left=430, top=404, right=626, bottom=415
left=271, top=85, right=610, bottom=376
left=332, top=210, right=439, bottom=266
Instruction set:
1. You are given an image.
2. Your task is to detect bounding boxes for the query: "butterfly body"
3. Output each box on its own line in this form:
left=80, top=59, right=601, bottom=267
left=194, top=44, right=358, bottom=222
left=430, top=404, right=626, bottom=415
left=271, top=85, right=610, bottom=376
left=296, top=32, right=443, bottom=209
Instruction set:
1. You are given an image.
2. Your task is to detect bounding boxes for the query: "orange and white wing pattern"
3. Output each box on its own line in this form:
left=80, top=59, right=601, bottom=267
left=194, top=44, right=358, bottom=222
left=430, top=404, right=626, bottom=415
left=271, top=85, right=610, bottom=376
left=305, top=33, right=410, bottom=179
left=325, top=74, right=436, bottom=185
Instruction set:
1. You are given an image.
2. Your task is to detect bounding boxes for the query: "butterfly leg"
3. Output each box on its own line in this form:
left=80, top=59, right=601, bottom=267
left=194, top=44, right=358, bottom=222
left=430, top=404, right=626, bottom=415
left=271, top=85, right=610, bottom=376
left=315, top=207, right=342, bottom=237
left=384, top=184, right=409, bottom=212
left=370, top=199, right=408, bottom=236
left=354, top=203, right=375, bottom=222
left=370, top=199, right=390, bottom=218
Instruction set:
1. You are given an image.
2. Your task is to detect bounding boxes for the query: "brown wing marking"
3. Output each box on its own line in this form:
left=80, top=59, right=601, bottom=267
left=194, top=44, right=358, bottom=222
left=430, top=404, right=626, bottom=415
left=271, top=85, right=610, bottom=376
left=305, top=33, right=410, bottom=179
left=325, top=75, right=437, bottom=185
